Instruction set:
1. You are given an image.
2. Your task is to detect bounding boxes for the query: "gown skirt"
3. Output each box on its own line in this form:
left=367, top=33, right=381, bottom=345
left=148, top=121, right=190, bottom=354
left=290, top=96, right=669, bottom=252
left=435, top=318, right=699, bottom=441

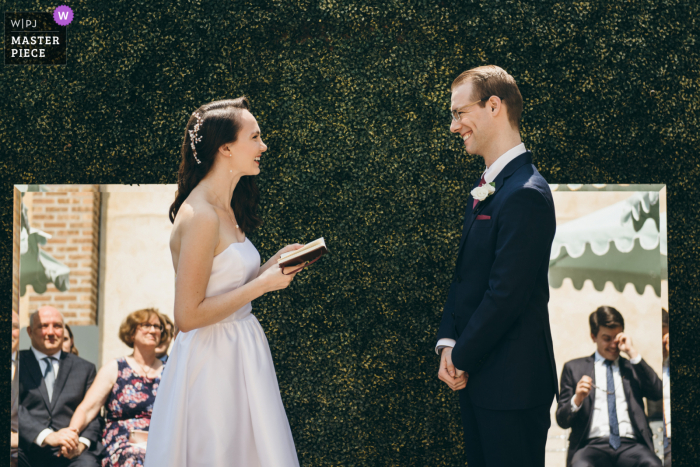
left=144, top=239, right=299, bottom=467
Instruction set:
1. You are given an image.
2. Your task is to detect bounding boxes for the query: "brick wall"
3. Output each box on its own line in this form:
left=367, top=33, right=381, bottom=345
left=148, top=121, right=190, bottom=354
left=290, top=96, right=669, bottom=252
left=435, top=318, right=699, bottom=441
left=22, top=186, right=101, bottom=325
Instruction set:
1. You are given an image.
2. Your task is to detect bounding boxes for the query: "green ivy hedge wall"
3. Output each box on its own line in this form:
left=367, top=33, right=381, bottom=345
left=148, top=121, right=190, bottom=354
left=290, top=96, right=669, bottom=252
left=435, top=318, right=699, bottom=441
left=2, top=0, right=698, bottom=465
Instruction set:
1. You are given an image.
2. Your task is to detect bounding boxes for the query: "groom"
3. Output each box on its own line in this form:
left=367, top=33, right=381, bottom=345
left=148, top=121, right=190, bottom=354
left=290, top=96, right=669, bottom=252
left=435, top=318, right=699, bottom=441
left=435, top=65, right=558, bottom=467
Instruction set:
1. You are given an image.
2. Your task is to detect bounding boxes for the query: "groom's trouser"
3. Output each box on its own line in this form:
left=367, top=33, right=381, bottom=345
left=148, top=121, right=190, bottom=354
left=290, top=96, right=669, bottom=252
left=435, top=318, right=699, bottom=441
left=459, top=390, right=551, bottom=467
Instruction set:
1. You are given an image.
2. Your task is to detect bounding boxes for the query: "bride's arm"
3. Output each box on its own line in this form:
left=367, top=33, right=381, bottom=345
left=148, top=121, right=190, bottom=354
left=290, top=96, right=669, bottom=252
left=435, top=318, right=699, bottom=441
left=173, top=206, right=296, bottom=333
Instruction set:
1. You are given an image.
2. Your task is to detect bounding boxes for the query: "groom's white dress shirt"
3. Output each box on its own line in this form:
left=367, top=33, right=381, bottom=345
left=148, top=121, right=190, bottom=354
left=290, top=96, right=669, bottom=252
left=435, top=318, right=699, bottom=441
left=435, top=143, right=526, bottom=355
left=30, top=346, right=92, bottom=449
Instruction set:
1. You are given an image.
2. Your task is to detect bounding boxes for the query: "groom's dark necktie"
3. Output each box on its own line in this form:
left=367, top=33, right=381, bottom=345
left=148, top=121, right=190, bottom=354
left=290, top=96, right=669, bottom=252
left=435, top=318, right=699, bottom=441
left=472, top=175, right=486, bottom=208
left=605, top=359, right=621, bottom=450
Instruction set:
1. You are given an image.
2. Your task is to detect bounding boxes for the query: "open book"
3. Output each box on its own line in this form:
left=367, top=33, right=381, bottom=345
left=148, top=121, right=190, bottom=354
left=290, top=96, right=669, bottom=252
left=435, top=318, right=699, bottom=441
left=278, top=237, right=328, bottom=274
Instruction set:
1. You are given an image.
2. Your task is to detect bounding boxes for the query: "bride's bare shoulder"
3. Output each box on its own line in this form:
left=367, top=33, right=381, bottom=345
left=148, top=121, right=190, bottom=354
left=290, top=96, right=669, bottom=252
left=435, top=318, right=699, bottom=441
left=170, top=192, right=219, bottom=254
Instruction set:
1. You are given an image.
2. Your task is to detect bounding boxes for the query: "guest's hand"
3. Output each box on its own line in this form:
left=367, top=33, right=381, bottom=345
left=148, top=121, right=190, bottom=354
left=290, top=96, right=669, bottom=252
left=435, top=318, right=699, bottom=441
left=59, top=441, right=86, bottom=459
left=615, top=332, right=639, bottom=360
left=44, top=428, right=79, bottom=451
left=574, top=375, right=593, bottom=407
left=258, top=262, right=298, bottom=292
left=438, top=347, right=468, bottom=391
left=10, top=431, right=18, bottom=448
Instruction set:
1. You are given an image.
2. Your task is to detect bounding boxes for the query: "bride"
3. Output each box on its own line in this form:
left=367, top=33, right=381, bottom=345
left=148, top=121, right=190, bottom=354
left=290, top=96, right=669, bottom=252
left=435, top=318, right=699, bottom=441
left=144, top=97, right=302, bottom=467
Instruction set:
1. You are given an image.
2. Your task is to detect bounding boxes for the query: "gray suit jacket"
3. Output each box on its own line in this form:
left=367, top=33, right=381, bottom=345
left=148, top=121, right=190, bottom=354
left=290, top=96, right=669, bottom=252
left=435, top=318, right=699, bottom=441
left=18, top=349, right=103, bottom=455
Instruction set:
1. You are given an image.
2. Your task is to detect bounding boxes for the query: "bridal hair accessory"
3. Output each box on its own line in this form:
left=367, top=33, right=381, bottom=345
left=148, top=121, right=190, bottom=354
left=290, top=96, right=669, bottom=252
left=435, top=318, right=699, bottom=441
left=188, top=112, right=204, bottom=164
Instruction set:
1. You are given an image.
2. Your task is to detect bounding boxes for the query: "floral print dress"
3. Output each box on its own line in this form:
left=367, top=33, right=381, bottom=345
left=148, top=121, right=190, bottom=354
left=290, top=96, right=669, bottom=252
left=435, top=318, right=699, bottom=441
left=102, top=357, right=161, bottom=467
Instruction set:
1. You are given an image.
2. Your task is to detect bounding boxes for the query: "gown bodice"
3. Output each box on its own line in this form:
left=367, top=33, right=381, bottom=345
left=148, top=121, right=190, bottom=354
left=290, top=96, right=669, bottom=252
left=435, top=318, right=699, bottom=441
left=205, top=238, right=261, bottom=324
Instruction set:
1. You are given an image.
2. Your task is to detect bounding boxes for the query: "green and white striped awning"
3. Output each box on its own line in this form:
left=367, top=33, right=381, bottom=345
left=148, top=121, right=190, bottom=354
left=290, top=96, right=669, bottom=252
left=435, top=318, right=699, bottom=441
left=549, top=192, right=666, bottom=296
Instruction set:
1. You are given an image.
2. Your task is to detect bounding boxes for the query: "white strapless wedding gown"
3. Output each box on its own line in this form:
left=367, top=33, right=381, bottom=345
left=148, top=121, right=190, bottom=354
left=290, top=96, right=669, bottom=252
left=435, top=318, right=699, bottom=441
left=144, top=239, right=299, bottom=467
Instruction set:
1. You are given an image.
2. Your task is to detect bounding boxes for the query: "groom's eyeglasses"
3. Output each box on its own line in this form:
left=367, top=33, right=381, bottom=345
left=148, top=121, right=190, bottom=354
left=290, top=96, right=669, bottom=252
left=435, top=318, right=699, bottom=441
left=451, top=96, right=505, bottom=121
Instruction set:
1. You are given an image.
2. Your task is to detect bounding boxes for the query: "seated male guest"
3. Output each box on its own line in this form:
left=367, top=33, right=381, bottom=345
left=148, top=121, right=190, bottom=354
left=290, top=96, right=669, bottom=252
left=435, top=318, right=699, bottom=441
left=18, top=306, right=102, bottom=467
left=12, top=310, right=20, bottom=466
left=556, top=306, right=663, bottom=467
left=662, top=308, right=670, bottom=466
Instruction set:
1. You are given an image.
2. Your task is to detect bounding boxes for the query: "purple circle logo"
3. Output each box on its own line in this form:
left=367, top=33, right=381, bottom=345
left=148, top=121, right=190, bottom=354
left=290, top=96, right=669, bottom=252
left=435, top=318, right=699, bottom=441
left=53, top=5, right=74, bottom=26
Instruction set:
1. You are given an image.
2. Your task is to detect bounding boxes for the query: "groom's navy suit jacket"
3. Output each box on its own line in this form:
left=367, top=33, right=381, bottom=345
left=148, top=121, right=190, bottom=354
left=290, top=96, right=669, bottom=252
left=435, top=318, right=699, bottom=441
left=437, top=151, right=558, bottom=411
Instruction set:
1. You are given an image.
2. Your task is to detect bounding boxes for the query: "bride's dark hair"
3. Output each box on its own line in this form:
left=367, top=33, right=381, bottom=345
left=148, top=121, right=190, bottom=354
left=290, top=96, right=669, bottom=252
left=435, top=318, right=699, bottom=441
left=169, top=97, right=262, bottom=233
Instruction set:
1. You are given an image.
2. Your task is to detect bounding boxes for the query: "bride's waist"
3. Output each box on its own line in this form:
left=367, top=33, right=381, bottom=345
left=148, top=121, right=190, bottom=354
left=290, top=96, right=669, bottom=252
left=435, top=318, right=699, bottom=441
left=214, top=302, right=253, bottom=325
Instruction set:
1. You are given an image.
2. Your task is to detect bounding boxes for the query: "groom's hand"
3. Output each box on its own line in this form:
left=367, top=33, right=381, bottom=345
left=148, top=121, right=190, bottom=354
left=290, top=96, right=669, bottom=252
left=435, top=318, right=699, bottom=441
left=438, top=347, right=468, bottom=391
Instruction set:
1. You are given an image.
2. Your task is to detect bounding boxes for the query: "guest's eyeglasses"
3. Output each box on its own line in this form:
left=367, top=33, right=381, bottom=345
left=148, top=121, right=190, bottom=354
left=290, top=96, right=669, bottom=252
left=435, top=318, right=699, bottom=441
left=593, top=383, right=615, bottom=395
left=451, top=96, right=505, bottom=121
left=138, top=323, right=163, bottom=332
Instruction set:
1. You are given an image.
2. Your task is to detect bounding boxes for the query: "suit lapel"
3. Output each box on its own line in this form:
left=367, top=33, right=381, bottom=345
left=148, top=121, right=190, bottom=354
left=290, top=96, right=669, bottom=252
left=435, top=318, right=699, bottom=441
left=618, top=358, right=633, bottom=409
left=492, top=151, right=532, bottom=193
left=50, top=352, right=72, bottom=411
left=455, top=177, right=483, bottom=255
left=22, top=350, right=52, bottom=411
left=454, top=151, right=533, bottom=263
left=582, top=354, right=596, bottom=435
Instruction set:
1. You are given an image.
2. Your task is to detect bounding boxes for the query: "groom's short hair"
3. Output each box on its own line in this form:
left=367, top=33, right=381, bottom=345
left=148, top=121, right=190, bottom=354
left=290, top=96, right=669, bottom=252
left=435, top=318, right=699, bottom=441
left=589, top=306, right=625, bottom=336
left=451, top=65, right=523, bottom=130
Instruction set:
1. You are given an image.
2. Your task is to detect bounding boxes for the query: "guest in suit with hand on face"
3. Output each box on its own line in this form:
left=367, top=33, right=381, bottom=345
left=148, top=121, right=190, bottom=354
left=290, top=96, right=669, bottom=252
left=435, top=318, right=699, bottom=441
left=18, top=306, right=102, bottom=467
left=556, top=306, right=663, bottom=467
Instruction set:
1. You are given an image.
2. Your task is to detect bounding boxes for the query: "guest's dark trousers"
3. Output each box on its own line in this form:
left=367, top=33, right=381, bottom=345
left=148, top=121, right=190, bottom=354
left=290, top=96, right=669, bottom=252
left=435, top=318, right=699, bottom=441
left=458, top=389, right=551, bottom=467
left=571, top=437, right=662, bottom=467
left=18, top=444, right=100, bottom=467
left=664, top=438, right=671, bottom=466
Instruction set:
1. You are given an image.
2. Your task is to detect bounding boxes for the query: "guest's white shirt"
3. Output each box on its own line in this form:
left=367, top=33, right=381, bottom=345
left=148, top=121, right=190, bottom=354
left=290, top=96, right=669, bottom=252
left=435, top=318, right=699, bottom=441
left=11, top=351, right=18, bottom=435
left=571, top=351, right=641, bottom=440
left=663, top=357, right=671, bottom=438
left=30, top=346, right=91, bottom=449
left=435, top=143, right=527, bottom=355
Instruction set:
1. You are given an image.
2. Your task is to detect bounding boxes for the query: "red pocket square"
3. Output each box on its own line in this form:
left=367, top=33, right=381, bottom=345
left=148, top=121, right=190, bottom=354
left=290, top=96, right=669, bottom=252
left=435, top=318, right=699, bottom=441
left=476, top=215, right=491, bottom=220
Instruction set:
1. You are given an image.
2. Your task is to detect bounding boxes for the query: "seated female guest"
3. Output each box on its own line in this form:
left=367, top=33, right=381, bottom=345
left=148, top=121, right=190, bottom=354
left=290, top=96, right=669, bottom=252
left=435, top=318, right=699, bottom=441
left=68, top=308, right=166, bottom=466
left=154, top=314, right=174, bottom=363
left=63, top=323, right=80, bottom=356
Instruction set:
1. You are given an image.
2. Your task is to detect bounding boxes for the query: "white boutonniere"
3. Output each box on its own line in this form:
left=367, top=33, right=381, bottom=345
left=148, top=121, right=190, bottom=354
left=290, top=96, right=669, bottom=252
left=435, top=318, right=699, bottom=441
left=471, top=182, right=496, bottom=202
